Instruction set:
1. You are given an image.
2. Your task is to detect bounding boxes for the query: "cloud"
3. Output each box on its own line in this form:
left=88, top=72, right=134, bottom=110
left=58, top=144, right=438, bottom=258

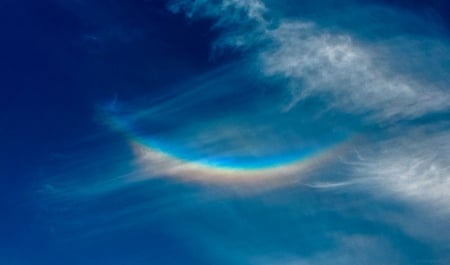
left=352, top=126, right=450, bottom=214
left=260, top=22, right=450, bottom=120
left=169, top=0, right=267, bottom=25
left=170, top=0, right=450, bottom=121
left=169, top=0, right=269, bottom=52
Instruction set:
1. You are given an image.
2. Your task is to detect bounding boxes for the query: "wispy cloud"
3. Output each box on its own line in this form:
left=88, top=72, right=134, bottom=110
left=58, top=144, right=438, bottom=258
left=260, top=22, right=450, bottom=120
left=353, top=126, right=450, bottom=215
left=170, top=0, right=450, bottom=121
left=169, top=0, right=267, bottom=25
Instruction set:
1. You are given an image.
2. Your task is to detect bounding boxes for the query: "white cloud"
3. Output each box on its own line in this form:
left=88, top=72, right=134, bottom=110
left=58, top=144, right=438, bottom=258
left=353, top=127, right=450, bottom=214
left=170, top=0, right=450, bottom=121
left=260, top=21, right=450, bottom=120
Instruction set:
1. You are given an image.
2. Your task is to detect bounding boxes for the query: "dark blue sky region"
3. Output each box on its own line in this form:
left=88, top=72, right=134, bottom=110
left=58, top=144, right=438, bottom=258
left=1, top=1, right=450, bottom=264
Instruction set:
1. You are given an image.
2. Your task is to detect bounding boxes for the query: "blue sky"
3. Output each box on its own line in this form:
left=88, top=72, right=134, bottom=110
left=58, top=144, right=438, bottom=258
left=1, top=0, right=450, bottom=264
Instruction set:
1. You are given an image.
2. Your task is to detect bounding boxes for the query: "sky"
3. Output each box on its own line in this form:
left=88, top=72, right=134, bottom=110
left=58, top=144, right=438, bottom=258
left=1, top=0, right=450, bottom=264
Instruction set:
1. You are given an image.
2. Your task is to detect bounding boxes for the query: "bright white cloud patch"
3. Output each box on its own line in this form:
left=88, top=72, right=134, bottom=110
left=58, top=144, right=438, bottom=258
left=354, top=128, right=450, bottom=214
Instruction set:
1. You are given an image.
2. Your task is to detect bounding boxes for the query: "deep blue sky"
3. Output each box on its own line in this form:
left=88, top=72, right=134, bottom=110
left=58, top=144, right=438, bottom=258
left=1, top=1, right=450, bottom=264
